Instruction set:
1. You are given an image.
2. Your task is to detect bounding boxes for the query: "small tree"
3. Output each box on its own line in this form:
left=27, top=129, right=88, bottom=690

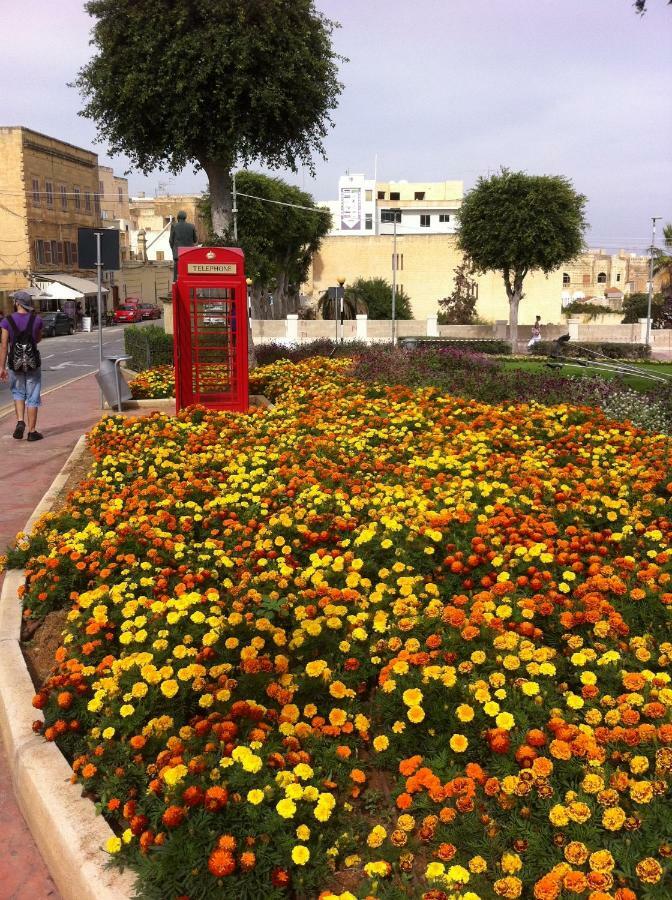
left=457, top=169, right=586, bottom=350
left=621, top=292, right=667, bottom=327
left=75, top=0, right=343, bottom=235
left=342, top=277, right=413, bottom=320
left=438, top=261, right=478, bottom=324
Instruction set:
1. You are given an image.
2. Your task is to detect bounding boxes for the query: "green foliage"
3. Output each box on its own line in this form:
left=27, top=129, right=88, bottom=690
left=621, top=292, right=668, bottom=326
left=562, top=300, right=612, bottom=320
left=76, top=0, right=344, bottom=229
left=531, top=340, right=651, bottom=360
left=437, top=260, right=478, bottom=324
left=399, top=338, right=512, bottom=355
left=340, top=277, right=413, bottom=320
left=457, top=168, right=586, bottom=337
left=201, top=172, right=331, bottom=297
left=124, top=325, right=173, bottom=371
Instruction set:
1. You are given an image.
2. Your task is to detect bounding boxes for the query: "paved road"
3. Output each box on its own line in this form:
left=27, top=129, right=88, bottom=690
left=0, top=319, right=161, bottom=406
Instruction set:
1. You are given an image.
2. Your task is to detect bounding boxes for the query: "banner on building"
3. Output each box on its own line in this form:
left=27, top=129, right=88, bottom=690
left=340, top=188, right=361, bottom=231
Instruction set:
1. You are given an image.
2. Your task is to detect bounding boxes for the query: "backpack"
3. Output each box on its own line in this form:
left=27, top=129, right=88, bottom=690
left=7, top=312, right=41, bottom=373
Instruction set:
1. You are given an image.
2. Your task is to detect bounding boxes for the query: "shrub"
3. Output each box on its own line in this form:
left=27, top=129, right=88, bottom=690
left=124, top=325, right=174, bottom=371
left=398, top=338, right=512, bottom=355
left=255, top=338, right=367, bottom=366
left=531, top=341, right=651, bottom=360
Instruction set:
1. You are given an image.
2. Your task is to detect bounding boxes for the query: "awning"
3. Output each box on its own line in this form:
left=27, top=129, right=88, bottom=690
left=33, top=274, right=109, bottom=300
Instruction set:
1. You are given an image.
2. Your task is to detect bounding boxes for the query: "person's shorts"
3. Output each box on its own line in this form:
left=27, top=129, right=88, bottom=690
left=9, top=368, right=42, bottom=407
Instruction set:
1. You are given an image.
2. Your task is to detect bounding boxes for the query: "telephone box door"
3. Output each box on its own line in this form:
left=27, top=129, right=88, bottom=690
left=173, top=247, right=248, bottom=412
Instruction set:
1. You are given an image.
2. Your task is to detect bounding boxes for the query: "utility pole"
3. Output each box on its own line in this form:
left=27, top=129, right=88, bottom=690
left=646, top=216, right=661, bottom=348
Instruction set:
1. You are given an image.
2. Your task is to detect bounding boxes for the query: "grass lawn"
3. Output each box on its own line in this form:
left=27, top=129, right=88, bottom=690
left=503, top=357, right=672, bottom=393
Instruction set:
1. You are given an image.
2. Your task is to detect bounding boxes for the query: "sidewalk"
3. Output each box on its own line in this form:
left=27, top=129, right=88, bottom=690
left=0, top=373, right=171, bottom=899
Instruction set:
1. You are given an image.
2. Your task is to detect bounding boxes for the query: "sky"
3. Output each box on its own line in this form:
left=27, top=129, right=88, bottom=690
left=1, top=0, right=670, bottom=252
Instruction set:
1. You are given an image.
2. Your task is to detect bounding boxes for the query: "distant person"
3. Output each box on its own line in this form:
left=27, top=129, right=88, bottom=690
left=169, top=210, right=198, bottom=281
left=0, top=290, right=44, bottom=441
left=528, top=315, right=542, bottom=351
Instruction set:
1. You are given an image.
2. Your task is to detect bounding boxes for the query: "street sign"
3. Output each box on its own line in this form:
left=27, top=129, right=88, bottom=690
left=77, top=228, right=120, bottom=270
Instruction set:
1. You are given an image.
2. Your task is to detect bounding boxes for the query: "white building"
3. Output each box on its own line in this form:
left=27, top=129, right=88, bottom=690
left=320, top=174, right=463, bottom=237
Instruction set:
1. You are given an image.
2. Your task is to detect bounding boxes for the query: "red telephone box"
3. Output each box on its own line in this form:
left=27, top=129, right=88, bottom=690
left=172, top=246, right=249, bottom=412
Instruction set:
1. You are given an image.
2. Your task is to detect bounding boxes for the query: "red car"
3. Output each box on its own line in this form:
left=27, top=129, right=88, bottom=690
left=139, top=303, right=162, bottom=320
left=113, top=304, right=143, bottom=324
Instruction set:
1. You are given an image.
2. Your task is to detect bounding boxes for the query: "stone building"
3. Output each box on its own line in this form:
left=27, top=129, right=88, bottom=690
left=128, top=195, right=208, bottom=262
left=0, top=127, right=104, bottom=299
left=98, top=164, right=131, bottom=260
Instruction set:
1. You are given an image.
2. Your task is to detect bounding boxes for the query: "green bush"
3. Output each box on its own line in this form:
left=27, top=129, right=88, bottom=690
left=124, top=325, right=174, bottom=371
left=398, top=337, right=512, bottom=355
left=531, top=341, right=651, bottom=360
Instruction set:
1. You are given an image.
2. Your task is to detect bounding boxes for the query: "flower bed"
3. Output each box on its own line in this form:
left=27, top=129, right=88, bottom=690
left=12, top=357, right=672, bottom=900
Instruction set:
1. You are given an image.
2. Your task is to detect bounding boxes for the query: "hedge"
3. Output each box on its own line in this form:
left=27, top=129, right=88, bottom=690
left=124, top=325, right=174, bottom=371
left=398, top=337, right=512, bottom=355
left=531, top=341, right=651, bottom=360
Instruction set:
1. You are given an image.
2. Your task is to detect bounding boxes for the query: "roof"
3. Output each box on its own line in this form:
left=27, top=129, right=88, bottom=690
left=34, top=273, right=109, bottom=299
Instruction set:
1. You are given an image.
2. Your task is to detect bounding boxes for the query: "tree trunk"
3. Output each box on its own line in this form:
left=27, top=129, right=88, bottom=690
left=202, top=159, right=233, bottom=237
left=509, top=291, right=521, bottom=353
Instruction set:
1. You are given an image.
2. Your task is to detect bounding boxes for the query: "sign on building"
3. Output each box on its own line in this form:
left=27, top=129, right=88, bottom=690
left=340, top=187, right=361, bottom=231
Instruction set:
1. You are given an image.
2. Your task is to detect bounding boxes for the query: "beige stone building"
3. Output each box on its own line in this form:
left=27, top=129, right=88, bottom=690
left=0, top=127, right=104, bottom=300
left=561, top=249, right=653, bottom=306
left=129, top=195, right=208, bottom=262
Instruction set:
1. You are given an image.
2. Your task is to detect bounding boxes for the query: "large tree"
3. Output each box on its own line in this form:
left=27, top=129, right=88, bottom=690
left=75, top=0, right=343, bottom=235
left=457, top=169, right=586, bottom=349
left=201, top=172, right=332, bottom=319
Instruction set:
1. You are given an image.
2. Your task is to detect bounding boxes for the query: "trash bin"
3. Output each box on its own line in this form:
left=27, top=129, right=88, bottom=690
left=95, top=356, right=132, bottom=412
left=82, top=316, right=92, bottom=332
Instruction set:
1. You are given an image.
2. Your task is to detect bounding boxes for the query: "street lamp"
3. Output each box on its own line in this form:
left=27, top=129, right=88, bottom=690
left=646, top=217, right=661, bottom=349
left=381, top=209, right=401, bottom=345
left=336, top=276, right=345, bottom=343
left=246, top=276, right=253, bottom=319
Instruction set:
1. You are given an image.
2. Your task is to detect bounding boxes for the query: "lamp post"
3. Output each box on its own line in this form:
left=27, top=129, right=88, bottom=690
left=336, top=276, right=345, bottom=343
left=645, top=216, right=661, bottom=349
left=381, top=209, right=401, bottom=345
left=246, top=276, right=252, bottom=319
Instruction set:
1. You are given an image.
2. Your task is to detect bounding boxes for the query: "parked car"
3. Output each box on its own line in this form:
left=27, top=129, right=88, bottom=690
left=139, top=303, right=162, bottom=320
left=41, top=311, right=75, bottom=337
left=113, top=305, right=143, bottom=324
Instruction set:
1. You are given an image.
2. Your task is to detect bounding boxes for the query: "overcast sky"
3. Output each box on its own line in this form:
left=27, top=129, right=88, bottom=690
left=1, top=0, right=670, bottom=251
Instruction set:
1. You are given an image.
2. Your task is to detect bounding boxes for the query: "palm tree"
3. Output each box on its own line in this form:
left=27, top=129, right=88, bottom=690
left=317, top=288, right=362, bottom=320
left=654, top=223, right=672, bottom=328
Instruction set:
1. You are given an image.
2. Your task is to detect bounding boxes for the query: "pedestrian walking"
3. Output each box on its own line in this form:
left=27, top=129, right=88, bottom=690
left=527, top=315, right=542, bottom=351
left=0, top=290, right=44, bottom=441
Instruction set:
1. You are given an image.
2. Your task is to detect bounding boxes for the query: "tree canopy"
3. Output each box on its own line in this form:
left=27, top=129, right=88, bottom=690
left=201, top=171, right=331, bottom=319
left=457, top=169, right=586, bottom=347
left=344, top=277, right=413, bottom=320
left=76, top=0, right=344, bottom=233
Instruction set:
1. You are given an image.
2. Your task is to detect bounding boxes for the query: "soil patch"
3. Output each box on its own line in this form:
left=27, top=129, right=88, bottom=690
left=20, top=444, right=94, bottom=689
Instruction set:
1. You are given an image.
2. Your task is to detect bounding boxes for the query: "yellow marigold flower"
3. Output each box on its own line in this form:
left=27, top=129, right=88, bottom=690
left=549, top=804, right=570, bottom=827
left=105, top=836, right=122, bottom=854
left=495, top=712, right=515, bottom=731
left=305, top=660, right=327, bottom=677
left=589, top=850, right=615, bottom=873
left=276, top=798, right=297, bottom=818
left=291, top=845, right=310, bottom=865
left=329, top=708, right=347, bottom=727
left=469, top=856, right=487, bottom=873
left=402, top=688, right=423, bottom=707
left=296, top=824, right=310, bottom=841
left=450, top=734, right=469, bottom=753
left=373, top=735, right=389, bottom=752
left=119, top=704, right=135, bottom=718
left=501, top=852, right=522, bottom=874
left=636, top=857, right=663, bottom=884
left=446, top=864, right=470, bottom=884
left=602, top=807, right=626, bottom=830
left=425, top=862, right=445, bottom=880
left=456, top=704, right=475, bottom=722
left=161, top=679, right=179, bottom=698
left=247, top=789, right=264, bottom=805
left=407, top=705, right=425, bottom=723
left=494, top=876, right=522, bottom=898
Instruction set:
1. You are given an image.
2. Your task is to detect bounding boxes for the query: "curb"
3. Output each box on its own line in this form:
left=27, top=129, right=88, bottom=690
left=0, top=437, right=134, bottom=900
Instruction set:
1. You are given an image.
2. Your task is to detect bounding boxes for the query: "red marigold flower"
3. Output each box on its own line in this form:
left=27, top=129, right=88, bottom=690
left=207, top=849, right=236, bottom=878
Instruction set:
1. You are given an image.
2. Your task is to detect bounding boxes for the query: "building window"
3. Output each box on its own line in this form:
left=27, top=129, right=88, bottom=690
left=73, top=187, right=81, bottom=210
left=94, top=193, right=101, bottom=216
left=71, top=242, right=78, bottom=265
left=60, top=185, right=68, bottom=210
left=365, top=213, right=373, bottom=230
left=57, top=241, right=64, bottom=264
left=420, top=214, right=431, bottom=227
left=390, top=192, right=400, bottom=201
left=32, top=178, right=40, bottom=205
left=414, top=192, right=425, bottom=200
left=44, top=241, right=52, bottom=265
left=582, top=274, right=590, bottom=285
left=377, top=191, right=386, bottom=200
left=34, top=240, right=44, bottom=264
left=45, top=181, right=54, bottom=207
left=597, top=272, right=607, bottom=284
left=64, top=242, right=71, bottom=265
left=562, top=272, right=570, bottom=285
left=51, top=240, right=59, bottom=264
left=616, top=273, right=621, bottom=282
left=99, top=180, right=104, bottom=196
left=118, top=186, right=123, bottom=203
left=365, top=189, right=372, bottom=202
left=156, top=250, right=165, bottom=261
left=85, top=191, right=92, bottom=212
left=439, top=214, right=450, bottom=223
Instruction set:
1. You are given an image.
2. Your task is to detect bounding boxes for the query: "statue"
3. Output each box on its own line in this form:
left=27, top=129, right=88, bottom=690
left=169, top=210, right=198, bottom=280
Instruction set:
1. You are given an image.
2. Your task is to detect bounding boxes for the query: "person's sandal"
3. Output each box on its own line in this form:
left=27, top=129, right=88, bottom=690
left=26, top=431, right=43, bottom=442
left=12, top=420, right=25, bottom=440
